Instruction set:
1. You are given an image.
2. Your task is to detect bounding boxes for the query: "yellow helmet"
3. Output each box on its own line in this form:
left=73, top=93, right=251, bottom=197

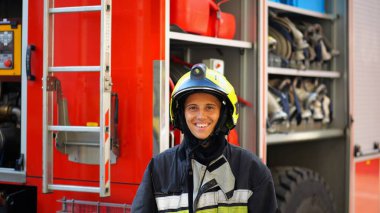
left=170, top=63, right=239, bottom=133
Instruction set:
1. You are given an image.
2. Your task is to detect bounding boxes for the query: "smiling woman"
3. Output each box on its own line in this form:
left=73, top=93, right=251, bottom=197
left=132, top=64, right=278, bottom=213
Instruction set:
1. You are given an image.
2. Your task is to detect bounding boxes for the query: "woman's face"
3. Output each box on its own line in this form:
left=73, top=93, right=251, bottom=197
left=184, top=93, right=221, bottom=140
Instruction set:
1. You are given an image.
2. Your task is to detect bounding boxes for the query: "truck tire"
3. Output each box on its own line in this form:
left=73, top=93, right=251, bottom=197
left=271, top=167, right=336, bottom=213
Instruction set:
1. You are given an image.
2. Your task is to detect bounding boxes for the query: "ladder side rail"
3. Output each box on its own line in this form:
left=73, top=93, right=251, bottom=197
left=99, top=0, right=112, bottom=197
left=42, top=0, right=54, bottom=194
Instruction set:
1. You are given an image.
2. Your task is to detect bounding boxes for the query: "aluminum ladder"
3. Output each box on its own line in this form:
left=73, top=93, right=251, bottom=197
left=42, top=0, right=112, bottom=197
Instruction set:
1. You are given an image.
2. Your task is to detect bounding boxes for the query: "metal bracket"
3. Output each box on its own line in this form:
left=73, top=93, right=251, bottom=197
left=46, top=76, right=59, bottom=91
left=104, top=75, right=112, bottom=92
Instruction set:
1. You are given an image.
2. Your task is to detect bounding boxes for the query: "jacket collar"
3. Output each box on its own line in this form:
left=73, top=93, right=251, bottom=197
left=179, top=136, right=227, bottom=165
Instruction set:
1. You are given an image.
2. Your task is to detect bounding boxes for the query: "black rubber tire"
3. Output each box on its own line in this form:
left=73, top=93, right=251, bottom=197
left=271, top=167, right=336, bottom=213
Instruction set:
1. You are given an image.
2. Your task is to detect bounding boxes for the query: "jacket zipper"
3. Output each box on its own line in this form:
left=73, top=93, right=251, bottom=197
left=187, top=153, right=194, bottom=213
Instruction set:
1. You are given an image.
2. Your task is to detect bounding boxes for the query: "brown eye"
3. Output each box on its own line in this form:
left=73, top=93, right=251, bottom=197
left=206, top=105, right=215, bottom=111
left=186, top=105, right=198, bottom=112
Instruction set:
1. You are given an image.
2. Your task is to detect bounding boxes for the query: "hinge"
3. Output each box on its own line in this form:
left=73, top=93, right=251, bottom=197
left=46, top=76, right=59, bottom=91
left=104, top=76, right=112, bottom=92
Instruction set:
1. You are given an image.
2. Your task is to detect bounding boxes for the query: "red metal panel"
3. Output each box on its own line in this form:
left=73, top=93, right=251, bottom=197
left=27, top=0, right=44, bottom=178
left=355, top=158, right=380, bottom=213
left=26, top=0, right=166, bottom=208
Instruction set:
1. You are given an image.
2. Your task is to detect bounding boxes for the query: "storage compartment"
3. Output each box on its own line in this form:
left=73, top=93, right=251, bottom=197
left=167, top=0, right=256, bottom=151
left=0, top=0, right=25, bottom=180
left=265, top=1, right=344, bottom=138
left=263, top=0, right=350, bottom=211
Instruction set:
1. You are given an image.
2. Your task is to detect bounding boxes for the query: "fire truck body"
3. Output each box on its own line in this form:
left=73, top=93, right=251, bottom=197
left=1, top=0, right=164, bottom=211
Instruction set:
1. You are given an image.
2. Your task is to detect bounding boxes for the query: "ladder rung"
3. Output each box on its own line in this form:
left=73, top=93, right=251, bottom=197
left=49, top=184, right=100, bottom=193
left=48, top=125, right=100, bottom=132
left=49, top=6, right=102, bottom=14
left=49, top=66, right=101, bottom=72
left=66, top=142, right=99, bottom=147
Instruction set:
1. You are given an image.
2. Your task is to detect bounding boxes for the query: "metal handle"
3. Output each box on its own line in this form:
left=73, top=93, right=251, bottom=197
left=26, top=44, right=36, bottom=81
left=113, top=93, right=119, bottom=124
left=111, top=93, right=119, bottom=156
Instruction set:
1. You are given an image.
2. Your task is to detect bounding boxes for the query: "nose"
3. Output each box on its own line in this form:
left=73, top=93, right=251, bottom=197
left=196, top=109, right=207, bottom=119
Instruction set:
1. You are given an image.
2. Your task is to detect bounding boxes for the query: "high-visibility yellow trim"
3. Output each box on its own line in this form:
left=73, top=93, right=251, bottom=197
left=204, top=68, right=238, bottom=125
left=197, top=205, right=248, bottom=213
left=166, top=210, right=189, bottom=213
left=171, top=72, right=190, bottom=95
left=163, top=206, right=248, bottom=213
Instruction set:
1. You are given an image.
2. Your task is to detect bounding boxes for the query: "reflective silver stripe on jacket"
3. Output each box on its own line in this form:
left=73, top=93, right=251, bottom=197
left=155, top=193, right=188, bottom=211
left=155, top=190, right=253, bottom=211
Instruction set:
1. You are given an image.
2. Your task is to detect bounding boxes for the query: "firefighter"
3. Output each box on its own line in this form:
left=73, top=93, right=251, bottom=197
left=131, top=64, right=277, bottom=212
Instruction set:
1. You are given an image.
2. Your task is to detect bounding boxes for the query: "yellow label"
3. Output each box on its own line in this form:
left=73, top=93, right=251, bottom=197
left=86, top=122, right=99, bottom=127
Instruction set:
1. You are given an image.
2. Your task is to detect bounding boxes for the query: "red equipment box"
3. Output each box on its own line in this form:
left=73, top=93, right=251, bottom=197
left=170, top=0, right=211, bottom=35
left=207, top=10, right=236, bottom=39
left=170, top=0, right=236, bottom=39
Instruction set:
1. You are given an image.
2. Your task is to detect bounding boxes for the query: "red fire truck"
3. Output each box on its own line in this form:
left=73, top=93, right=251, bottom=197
left=1, top=0, right=158, bottom=211
left=1, top=0, right=379, bottom=212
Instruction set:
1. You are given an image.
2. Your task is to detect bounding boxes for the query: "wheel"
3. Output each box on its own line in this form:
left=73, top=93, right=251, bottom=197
left=271, top=167, right=336, bottom=213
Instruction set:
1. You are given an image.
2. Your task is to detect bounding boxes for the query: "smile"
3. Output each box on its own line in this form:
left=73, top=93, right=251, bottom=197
left=195, top=123, right=210, bottom=128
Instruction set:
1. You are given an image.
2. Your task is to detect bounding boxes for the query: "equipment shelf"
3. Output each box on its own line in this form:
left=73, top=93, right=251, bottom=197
left=164, top=0, right=256, bottom=154
left=267, top=1, right=337, bottom=20
left=268, top=67, right=341, bottom=78
left=267, top=128, right=344, bottom=145
left=169, top=32, right=252, bottom=49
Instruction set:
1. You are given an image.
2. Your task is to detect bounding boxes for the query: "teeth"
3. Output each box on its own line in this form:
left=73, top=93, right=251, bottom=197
left=196, top=123, right=208, bottom=128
